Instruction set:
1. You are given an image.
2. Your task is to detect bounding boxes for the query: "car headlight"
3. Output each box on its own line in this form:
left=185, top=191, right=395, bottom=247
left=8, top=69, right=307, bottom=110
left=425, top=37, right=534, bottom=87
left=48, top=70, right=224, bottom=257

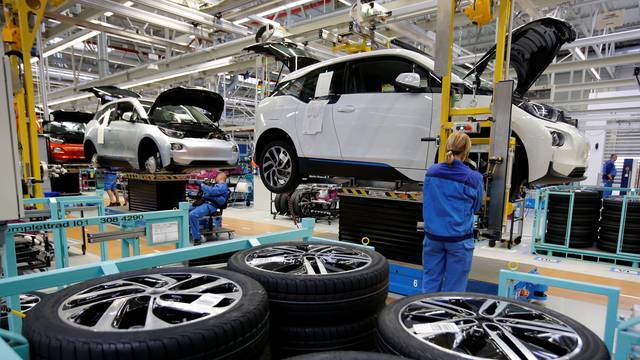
left=53, top=147, right=64, bottom=153
left=159, top=127, right=185, bottom=139
left=171, top=143, right=184, bottom=151
left=547, top=130, right=565, bottom=147
left=517, top=101, right=557, bottom=122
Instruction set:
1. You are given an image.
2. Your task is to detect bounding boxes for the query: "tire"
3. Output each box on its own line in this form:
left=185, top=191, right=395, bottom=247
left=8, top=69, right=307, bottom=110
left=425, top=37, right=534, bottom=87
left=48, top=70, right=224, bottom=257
left=24, top=267, right=270, bottom=360
left=260, top=140, right=300, bottom=193
left=546, top=213, right=599, bottom=225
left=1, top=291, right=46, bottom=329
left=546, top=204, right=599, bottom=216
left=377, top=292, right=609, bottom=360
left=274, top=194, right=284, bottom=214
left=596, top=239, right=640, bottom=254
left=279, top=193, right=291, bottom=215
left=143, top=152, right=161, bottom=173
left=284, top=351, right=407, bottom=360
left=227, top=241, right=388, bottom=325
left=271, top=315, right=377, bottom=358
left=544, top=233, right=595, bottom=248
left=546, top=223, right=597, bottom=234
left=291, top=189, right=304, bottom=217
left=603, top=197, right=640, bottom=212
left=599, top=229, right=640, bottom=244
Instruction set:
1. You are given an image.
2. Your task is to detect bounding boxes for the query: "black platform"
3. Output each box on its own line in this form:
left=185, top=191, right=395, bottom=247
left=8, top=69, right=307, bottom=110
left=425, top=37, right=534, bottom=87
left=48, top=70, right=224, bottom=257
left=128, top=179, right=187, bottom=212
left=339, top=195, right=424, bottom=265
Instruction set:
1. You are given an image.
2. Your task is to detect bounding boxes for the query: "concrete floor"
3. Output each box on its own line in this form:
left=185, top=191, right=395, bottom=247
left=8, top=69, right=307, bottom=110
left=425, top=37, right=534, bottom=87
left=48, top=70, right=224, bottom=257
left=52, top=197, right=639, bottom=341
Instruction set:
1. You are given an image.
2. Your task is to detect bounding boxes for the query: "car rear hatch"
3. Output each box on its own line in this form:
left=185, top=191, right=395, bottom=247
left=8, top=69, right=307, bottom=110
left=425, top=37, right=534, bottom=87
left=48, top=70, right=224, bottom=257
left=464, top=17, right=576, bottom=98
left=148, top=87, right=227, bottom=139
left=244, top=41, right=319, bottom=71
left=82, top=86, right=141, bottom=104
left=44, top=110, right=93, bottom=143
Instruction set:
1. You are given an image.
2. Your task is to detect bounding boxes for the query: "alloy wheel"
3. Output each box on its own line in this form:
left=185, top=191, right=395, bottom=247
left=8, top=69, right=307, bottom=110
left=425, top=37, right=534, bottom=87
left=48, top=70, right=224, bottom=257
left=58, top=272, right=242, bottom=331
left=144, top=153, right=159, bottom=173
left=1, top=294, right=41, bottom=319
left=399, top=295, right=582, bottom=360
left=262, top=146, right=292, bottom=189
left=244, top=243, right=372, bottom=275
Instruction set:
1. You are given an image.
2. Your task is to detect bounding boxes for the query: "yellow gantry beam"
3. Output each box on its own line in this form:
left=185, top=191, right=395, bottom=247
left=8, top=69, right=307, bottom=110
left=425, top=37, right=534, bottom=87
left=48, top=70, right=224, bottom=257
left=2, top=0, right=61, bottom=198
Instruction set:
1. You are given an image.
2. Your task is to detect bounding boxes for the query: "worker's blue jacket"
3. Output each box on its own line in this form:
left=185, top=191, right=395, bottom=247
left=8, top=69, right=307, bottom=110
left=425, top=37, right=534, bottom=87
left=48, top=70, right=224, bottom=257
left=422, top=160, right=484, bottom=242
left=602, top=159, right=617, bottom=181
left=201, top=183, right=229, bottom=208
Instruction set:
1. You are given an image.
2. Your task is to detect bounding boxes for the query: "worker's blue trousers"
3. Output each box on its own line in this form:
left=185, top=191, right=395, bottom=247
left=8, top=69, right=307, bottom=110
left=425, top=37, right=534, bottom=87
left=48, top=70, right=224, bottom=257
left=422, top=236, right=475, bottom=293
left=189, top=203, right=216, bottom=240
left=603, top=181, right=613, bottom=198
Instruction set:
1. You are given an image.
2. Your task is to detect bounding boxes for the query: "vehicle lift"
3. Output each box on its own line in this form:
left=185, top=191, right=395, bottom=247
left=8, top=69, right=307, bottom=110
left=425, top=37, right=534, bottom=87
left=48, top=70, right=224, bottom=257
left=338, top=0, right=521, bottom=267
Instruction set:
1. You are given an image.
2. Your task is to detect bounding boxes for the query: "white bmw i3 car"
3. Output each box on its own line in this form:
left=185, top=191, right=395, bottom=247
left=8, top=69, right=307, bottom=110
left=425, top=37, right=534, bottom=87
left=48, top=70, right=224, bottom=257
left=254, top=18, right=589, bottom=194
left=84, top=86, right=239, bottom=172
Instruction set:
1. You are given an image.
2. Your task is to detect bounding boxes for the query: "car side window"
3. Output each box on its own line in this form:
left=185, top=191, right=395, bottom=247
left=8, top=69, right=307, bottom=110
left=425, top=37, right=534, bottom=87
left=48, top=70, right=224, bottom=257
left=346, top=57, right=430, bottom=94
left=272, top=79, right=305, bottom=99
left=115, top=102, right=135, bottom=122
left=97, top=104, right=116, bottom=125
left=299, top=71, right=320, bottom=102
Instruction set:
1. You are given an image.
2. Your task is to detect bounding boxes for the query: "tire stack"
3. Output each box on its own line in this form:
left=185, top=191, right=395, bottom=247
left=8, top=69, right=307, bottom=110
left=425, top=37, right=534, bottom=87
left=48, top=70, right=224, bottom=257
left=598, top=196, right=640, bottom=254
left=545, top=190, right=601, bottom=248
left=228, top=241, right=389, bottom=359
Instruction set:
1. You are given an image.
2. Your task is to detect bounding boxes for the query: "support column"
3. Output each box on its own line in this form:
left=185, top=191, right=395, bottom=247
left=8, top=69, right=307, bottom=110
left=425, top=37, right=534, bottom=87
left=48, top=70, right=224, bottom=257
left=97, top=18, right=109, bottom=78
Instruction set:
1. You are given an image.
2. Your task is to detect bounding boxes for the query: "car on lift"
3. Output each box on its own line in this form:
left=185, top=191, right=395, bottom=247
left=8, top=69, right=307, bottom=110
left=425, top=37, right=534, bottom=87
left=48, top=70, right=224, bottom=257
left=83, top=86, right=239, bottom=172
left=43, top=110, right=94, bottom=164
left=253, top=17, right=589, bottom=194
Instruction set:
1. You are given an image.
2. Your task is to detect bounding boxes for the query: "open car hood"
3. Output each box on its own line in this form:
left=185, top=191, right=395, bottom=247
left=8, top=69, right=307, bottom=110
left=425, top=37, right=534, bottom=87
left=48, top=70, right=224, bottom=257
left=48, top=110, right=94, bottom=124
left=244, top=41, right=319, bottom=71
left=82, top=86, right=141, bottom=104
left=148, top=87, right=225, bottom=121
left=464, top=17, right=576, bottom=97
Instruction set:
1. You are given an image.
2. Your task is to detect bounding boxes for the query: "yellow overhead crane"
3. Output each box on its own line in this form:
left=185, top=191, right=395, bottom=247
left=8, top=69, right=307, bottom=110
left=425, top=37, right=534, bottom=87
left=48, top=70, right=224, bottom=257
left=2, top=0, right=63, bottom=199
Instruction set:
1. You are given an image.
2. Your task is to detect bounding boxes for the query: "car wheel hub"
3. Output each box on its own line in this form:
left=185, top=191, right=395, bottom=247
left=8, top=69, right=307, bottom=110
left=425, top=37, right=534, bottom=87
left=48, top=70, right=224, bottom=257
left=58, top=272, right=242, bottom=331
left=400, top=295, right=582, bottom=360
left=244, top=244, right=372, bottom=275
left=262, top=146, right=292, bottom=188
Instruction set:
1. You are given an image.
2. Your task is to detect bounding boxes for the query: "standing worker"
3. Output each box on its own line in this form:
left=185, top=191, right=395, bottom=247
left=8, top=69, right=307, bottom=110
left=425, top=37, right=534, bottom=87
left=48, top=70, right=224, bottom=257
left=602, top=154, right=617, bottom=198
left=422, top=131, right=484, bottom=293
left=103, top=168, right=122, bottom=207
left=189, top=172, right=229, bottom=244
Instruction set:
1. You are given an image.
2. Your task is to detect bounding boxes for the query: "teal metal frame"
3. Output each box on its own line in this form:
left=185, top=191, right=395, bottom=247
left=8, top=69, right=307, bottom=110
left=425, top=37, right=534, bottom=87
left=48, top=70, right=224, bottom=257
left=498, top=269, right=622, bottom=352
left=0, top=216, right=349, bottom=359
left=22, top=193, right=107, bottom=266
left=532, top=185, right=640, bottom=267
left=615, top=317, right=640, bottom=360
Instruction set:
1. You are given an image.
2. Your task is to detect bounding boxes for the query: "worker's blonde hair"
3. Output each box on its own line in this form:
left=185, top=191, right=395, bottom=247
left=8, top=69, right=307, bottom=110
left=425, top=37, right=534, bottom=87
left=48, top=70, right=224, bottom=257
left=445, top=131, right=472, bottom=166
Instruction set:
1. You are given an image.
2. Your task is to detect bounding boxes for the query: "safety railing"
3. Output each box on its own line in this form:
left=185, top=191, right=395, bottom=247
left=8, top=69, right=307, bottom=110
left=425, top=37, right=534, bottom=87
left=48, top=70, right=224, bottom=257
left=532, top=185, right=640, bottom=267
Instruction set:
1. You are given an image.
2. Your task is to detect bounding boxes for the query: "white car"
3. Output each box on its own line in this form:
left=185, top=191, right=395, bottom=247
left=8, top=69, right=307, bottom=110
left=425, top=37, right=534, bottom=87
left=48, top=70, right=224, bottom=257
left=254, top=17, right=589, bottom=194
left=84, top=86, right=239, bottom=172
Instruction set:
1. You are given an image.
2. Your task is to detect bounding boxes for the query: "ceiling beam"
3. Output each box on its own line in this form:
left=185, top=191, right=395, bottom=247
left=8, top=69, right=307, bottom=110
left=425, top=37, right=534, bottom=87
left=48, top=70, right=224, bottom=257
left=530, top=78, right=638, bottom=92
left=544, top=53, right=639, bottom=74
left=551, top=95, right=640, bottom=107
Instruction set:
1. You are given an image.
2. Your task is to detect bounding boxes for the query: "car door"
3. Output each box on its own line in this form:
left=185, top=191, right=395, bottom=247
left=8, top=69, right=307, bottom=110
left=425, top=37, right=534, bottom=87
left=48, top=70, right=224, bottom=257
left=104, top=101, right=141, bottom=162
left=293, top=64, right=343, bottom=161
left=332, top=56, right=433, bottom=181
left=95, top=104, right=117, bottom=157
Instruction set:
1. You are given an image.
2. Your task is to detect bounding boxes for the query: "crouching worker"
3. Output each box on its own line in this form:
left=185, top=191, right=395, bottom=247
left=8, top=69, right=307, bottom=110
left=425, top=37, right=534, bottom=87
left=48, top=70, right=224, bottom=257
left=189, top=172, right=229, bottom=243
left=422, top=131, right=483, bottom=293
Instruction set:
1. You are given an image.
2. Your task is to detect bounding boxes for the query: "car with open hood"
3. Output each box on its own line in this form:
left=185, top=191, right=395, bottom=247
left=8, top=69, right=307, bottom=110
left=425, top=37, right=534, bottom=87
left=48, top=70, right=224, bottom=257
left=43, top=110, right=94, bottom=164
left=83, top=86, right=239, bottom=172
left=252, top=17, right=589, bottom=194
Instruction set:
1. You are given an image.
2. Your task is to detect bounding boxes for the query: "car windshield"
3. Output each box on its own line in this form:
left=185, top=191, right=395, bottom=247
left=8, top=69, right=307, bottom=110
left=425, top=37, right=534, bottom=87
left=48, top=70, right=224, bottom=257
left=148, top=105, right=215, bottom=127
left=44, top=121, right=86, bottom=142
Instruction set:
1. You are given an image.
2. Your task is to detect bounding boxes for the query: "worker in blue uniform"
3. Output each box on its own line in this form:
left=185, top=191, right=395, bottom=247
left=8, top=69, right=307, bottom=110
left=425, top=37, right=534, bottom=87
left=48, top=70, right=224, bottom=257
left=422, top=131, right=484, bottom=293
left=104, top=168, right=121, bottom=207
left=189, top=172, right=229, bottom=243
left=602, top=153, right=617, bottom=198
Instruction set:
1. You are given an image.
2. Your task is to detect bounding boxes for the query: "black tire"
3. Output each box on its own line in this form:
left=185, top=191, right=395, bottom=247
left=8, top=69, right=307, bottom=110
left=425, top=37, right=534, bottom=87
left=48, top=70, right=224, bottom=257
left=271, top=315, right=377, bottom=358
left=284, top=351, right=407, bottom=360
left=24, top=268, right=270, bottom=360
left=260, top=140, right=300, bottom=193
left=1, top=291, right=47, bottom=329
left=227, top=241, right=388, bottom=325
left=377, top=292, right=609, bottom=360
left=274, top=194, right=284, bottom=214
left=603, top=197, right=640, bottom=212
left=546, top=212, right=600, bottom=225
left=596, top=240, right=640, bottom=254
left=546, top=204, right=600, bottom=216
left=279, top=193, right=291, bottom=215
left=291, top=189, right=304, bottom=217
left=599, top=229, right=640, bottom=244
left=544, top=233, right=595, bottom=248
left=546, top=223, right=597, bottom=234
left=600, top=220, right=640, bottom=234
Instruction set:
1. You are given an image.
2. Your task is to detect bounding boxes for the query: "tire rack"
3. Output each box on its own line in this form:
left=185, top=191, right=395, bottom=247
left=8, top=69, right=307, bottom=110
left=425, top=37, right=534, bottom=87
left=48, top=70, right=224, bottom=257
left=120, top=172, right=190, bottom=212
left=0, top=217, right=363, bottom=358
left=533, top=185, right=640, bottom=267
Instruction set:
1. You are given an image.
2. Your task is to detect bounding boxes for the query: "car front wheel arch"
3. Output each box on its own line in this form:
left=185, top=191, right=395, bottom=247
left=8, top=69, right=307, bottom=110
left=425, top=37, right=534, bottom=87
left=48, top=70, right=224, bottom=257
left=137, top=137, right=163, bottom=172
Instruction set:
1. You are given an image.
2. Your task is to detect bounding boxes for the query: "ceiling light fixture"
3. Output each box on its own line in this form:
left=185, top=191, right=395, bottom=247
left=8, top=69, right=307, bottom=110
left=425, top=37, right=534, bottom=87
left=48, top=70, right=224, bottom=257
left=233, top=0, right=315, bottom=25
left=42, top=30, right=100, bottom=58
left=122, top=56, right=234, bottom=88
left=104, top=11, right=114, bottom=16
left=573, top=47, right=601, bottom=81
left=338, top=0, right=352, bottom=5
left=123, top=1, right=134, bottom=6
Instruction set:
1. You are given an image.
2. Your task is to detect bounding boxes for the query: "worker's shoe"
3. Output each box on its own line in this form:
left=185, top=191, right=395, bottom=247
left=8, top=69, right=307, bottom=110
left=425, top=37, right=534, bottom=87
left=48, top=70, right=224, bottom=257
left=193, top=235, right=207, bottom=245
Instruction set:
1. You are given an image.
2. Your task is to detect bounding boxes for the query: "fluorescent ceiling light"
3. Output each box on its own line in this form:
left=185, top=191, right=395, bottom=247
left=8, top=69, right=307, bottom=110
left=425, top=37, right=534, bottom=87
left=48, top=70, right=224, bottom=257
left=122, top=56, right=234, bottom=88
left=104, top=11, right=114, bottom=16
left=234, top=0, right=314, bottom=25
left=573, top=47, right=600, bottom=80
left=42, top=30, right=100, bottom=58
left=48, top=93, right=92, bottom=106
left=338, top=0, right=351, bottom=5
left=123, top=1, right=134, bottom=6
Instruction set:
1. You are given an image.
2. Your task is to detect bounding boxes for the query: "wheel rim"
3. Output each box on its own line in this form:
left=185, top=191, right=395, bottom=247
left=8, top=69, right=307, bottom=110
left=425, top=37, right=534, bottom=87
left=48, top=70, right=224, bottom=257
left=58, top=272, right=242, bottom=331
left=399, top=295, right=583, bottom=360
left=262, top=146, right=292, bottom=189
left=244, top=244, right=372, bottom=275
left=1, top=294, right=41, bottom=319
left=145, top=154, right=158, bottom=173
left=299, top=192, right=313, bottom=216
left=90, top=153, right=99, bottom=168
